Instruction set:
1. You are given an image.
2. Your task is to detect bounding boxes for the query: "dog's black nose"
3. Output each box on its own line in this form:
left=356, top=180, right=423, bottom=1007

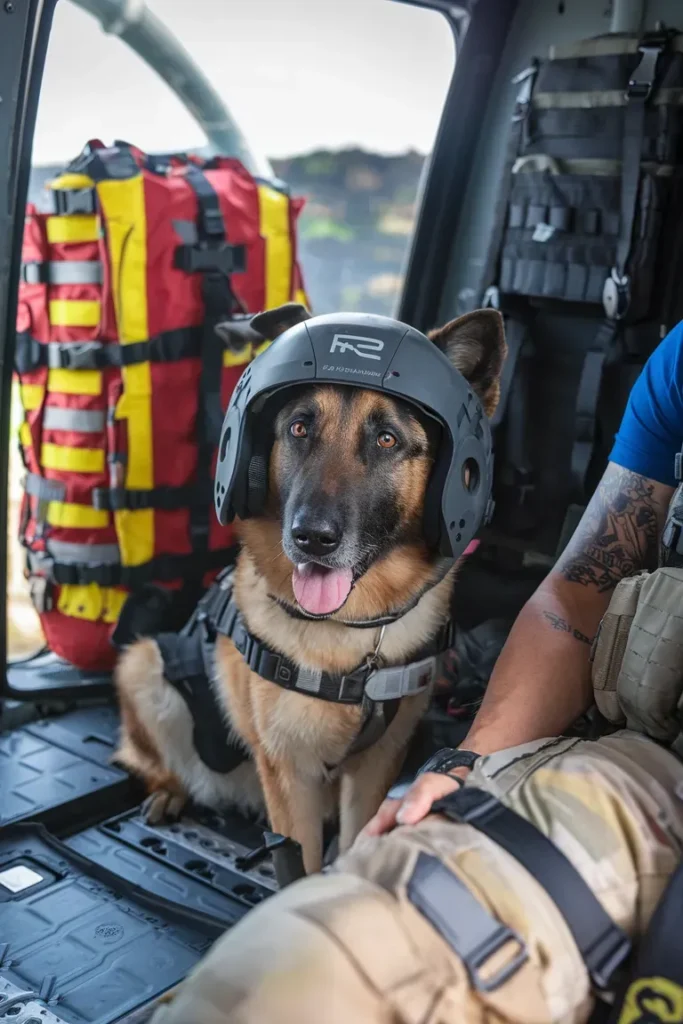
left=291, top=510, right=341, bottom=557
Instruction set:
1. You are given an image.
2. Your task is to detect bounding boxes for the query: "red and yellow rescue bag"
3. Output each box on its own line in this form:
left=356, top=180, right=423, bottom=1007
left=14, top=140, right=308, bottom=671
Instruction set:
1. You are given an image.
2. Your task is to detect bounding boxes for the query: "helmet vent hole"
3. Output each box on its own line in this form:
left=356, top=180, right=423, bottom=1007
left=463, top=458, right=479, bottom=493
left=459, top=518, right=465, bottom=529
left=456, top=533, right=462, bottom=543
left=449, top=521, right=455, bottom=530
left=219, top=426, right=232, bottom=462
left=303, top=360, right=313, bottom=367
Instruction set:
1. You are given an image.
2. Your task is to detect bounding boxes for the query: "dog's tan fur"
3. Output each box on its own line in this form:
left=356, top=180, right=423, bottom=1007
left=115, top=306, right=505, bottom=874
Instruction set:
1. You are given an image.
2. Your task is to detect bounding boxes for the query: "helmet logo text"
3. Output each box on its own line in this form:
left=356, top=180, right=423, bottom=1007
left=329, top=334, right=384, bottom=361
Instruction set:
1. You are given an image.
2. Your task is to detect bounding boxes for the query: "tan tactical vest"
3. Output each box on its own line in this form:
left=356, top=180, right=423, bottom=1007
left=592, top=566, right=683, bottom=758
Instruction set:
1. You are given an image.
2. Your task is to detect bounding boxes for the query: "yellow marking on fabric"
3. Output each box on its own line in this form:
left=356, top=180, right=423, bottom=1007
left=49, top=299, right=101, bottom=328
left=47, top=368, right=102, bottom=396
left=294, top=288, right=309, bottom=307
left=20, top=384, right=44, bottom=411
left=57, top=583, right=127, bottom=624
left=97, top=173, right=154, bottom=567
left=258, top=184, right=292, bottom=310
left=50, top=172, right=95, bottom=191
left=617, top=976, right=683, bottom=1024
left=19, top=422, right=32, bottom=449
left=41, top=442, right=104, bottom=474
left=47, top=501, right=110, bottom=529
left=222, top=344, right=252, bottom=367
left=46, top=216, right=99, bottom=245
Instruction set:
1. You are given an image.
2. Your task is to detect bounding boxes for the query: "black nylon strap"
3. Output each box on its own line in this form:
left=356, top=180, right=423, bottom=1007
left=432, top=787, right=631, bottom=990
left=616, top=96, right=647, bottom=284
left=183, top=166, right=236, bottom=577
left=489, top=319, right=524, bottom=431
left=570, top=320, right=619, bottom=498
left=156, top=629, right=248, bottom=775
left=14, top=326, right=206, bottom=374
left=499, top=317, right=535, bottom=515
left=40, top=546, right=238, bottom=588
left=607, top=861, right=683, bottom=1023
left=92, top=482, right=208, bottom=512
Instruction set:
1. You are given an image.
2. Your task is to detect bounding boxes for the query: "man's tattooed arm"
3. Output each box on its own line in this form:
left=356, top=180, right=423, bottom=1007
left=542, top=611, right=593, bottom=645
left=556, top=464, right=670, bottom=594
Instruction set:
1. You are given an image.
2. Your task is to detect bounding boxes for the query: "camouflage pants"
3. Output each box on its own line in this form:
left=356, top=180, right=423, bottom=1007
left=151, top=731, right=683, bottom=1024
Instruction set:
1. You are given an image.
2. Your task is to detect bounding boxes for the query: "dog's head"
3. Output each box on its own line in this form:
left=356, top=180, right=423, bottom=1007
left=216, top=304, right=505, bottom=621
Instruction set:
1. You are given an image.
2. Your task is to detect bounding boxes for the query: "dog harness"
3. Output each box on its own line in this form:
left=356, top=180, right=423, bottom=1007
left=158, top=566, right=455, bottom=775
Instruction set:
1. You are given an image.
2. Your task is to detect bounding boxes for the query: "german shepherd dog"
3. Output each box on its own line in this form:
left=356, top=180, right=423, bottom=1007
left=114, top=304, right=505, bottom=874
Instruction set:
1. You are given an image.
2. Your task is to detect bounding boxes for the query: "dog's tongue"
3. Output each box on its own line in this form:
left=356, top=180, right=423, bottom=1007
left=292, top=563, right=353, bottom=616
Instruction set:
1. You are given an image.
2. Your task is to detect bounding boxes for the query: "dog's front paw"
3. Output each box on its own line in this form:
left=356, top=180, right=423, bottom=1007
left=142, top=788, right=186, bottom=825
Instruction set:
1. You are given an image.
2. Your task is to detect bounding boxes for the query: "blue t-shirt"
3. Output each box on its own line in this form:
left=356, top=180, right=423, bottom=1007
left=610, top=321, right=683, bottom=487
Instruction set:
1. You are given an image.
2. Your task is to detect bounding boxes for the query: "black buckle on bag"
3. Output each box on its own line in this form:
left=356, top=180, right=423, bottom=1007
left=627, top=39, right=666, bottom=101
left=52, top=188, right=97, bottom=216
left=21, top=261, right=47, bottom=285
left=174, top=242, right=246, bottom=276
left=15, top=335, right=44, bottom=375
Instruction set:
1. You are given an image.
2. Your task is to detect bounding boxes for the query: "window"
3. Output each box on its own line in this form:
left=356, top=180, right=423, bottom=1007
left=9, top=0, right=455, bottom=663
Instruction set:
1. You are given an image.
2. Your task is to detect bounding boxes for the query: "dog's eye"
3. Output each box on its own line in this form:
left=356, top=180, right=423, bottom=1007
left=377, top=431, right=397, bottom=449
left=290, top=420, right=308, bottom=438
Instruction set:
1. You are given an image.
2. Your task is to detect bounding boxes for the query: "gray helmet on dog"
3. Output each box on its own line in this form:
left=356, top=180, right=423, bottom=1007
left=214, top=307, right=495, bottom=562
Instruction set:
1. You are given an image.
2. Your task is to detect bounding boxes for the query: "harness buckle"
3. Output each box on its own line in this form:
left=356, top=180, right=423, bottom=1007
left=365, top=656, right=437, bottom=702
left=627, top=42, right=664, bottom=101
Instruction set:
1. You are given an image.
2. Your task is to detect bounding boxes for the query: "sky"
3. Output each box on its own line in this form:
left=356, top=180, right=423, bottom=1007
left=32, top=0, right=456, bottom=167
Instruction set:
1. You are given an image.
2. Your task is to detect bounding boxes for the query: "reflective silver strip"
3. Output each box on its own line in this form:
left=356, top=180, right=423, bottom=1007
left=46, top=540, right=120, bottom=565
left=23, top=472, right=66, bottom=502
left=533, top=88, right=683, bottom=109
left=364, top=656, right=438, bottom=702
left=43, top=406, right=106, bottom=433
left=47, top=260, right=103, bottom=285
left=549, top=36, right=683, bottom=60
left=294, top=667, right=323, bottom=694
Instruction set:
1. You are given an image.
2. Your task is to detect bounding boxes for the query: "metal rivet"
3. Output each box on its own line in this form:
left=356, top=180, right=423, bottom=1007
left=4, top=2, right=14, bottom=12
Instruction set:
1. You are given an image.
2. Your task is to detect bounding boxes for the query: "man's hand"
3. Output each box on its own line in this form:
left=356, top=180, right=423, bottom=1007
left=363, top=767, right=471, bottom=836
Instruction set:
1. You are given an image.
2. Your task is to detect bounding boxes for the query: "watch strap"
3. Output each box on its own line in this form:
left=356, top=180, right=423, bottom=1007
left=417, top=747, right=480, bottom=777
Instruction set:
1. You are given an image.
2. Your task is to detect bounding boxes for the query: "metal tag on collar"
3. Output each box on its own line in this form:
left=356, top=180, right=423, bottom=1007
left=365, top=655, right=437, bottom=702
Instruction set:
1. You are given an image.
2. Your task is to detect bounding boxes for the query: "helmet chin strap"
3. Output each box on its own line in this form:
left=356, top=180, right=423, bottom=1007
left=269, top=557, right=455, bottom=629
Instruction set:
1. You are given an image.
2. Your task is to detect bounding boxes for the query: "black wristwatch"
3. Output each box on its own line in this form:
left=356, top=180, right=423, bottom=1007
left=416, top=747, right=480, bottom=777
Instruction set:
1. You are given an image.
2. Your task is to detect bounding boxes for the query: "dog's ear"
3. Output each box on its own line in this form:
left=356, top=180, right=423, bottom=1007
left=428, top=309, right=506, bottom=418
left=215, top=303, right=312, bottom=353
left=250, top=302, right=311, bottom=340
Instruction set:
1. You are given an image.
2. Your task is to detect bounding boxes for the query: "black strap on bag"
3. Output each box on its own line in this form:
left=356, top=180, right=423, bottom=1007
left=181, top=166, right=244, bottom=575
left=497, top=318, right=536, bottom=524
left=432, top=787, right=631, bottom=991
left=606, top=861, right=683, bottom=1024
left=569, top=34, right=668, bottom=503
left=479, top=64, right=539, bottom=530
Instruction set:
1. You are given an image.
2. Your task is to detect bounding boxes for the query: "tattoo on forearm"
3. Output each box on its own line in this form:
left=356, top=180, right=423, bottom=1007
left=542, top=611, right=593, bottom=645
left=558, top=468, right=661, bottom=593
